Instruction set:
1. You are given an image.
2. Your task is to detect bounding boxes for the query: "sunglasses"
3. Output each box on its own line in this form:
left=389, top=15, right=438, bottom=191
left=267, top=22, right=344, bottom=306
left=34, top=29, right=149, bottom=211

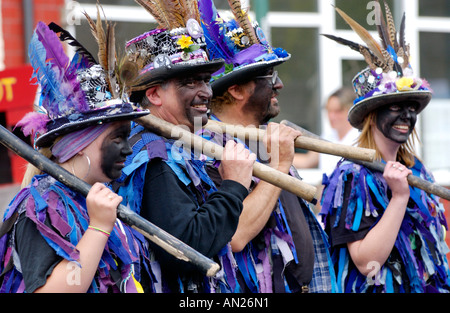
left=254, top=71, right=278, bottom=86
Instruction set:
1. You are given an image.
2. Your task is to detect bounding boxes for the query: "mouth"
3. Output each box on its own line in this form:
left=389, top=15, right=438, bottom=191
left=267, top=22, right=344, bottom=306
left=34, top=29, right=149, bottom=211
left=115, top=160, right=126, bottom=167
left=191, top=103, right=208, bottom=112
left=392, top=124, right=410, bottom=133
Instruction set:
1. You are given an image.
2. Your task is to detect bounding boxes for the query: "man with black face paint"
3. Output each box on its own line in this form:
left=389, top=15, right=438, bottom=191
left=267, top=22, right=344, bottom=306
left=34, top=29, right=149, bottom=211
left=320, top=5, right=450, bottom=293
left=196, top=0, right=336, bottom=293
left=114, top=1, right=256, bottom=293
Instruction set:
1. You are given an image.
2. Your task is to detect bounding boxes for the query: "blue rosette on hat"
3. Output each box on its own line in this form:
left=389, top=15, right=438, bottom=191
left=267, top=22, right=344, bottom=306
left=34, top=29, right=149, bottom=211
left=17, top=15, right=149, bottom=148
left=198, top=0, right=290, bottom=96
left=124, top=0, right=225, bottom=103
left=323, top=3, right=432, bottom=130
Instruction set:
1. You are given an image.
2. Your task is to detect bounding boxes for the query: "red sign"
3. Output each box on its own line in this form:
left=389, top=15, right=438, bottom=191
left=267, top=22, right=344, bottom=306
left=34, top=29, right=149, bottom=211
left=0, top=65, right=38, bottom=125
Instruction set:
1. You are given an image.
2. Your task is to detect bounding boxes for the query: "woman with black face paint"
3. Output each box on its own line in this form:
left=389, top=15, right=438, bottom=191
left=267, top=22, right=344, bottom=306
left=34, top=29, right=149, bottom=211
left=0, top=21, right=151, bottom=293
left=320, top=5, right=450, bottom=293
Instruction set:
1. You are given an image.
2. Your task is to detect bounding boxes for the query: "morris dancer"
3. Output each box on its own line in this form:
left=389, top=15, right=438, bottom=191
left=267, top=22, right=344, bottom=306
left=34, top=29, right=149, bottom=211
left=0, top=20, right=150, bottom=293
left=114, top=0, right=255, bottom=292
left=320, top=4, right=450, bottom=292
left=197, top=0, right=336, bottom=293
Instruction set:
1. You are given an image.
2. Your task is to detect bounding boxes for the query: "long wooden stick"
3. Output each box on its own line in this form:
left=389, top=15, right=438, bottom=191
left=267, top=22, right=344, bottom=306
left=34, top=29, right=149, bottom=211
left=281, top=120, right=450, bottom=201
left=136, top=115, right=318, bottom=203
left=205, top=120, right=376, bottom=162
left=0, top=124, right=220, bottom=277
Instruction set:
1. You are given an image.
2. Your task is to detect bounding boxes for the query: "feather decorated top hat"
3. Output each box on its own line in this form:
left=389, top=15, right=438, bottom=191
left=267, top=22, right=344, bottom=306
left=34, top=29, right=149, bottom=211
left=325, top=2, right=432, bottom=130
left=18, top=12, right=149, bottom=148
left=124, top=0, right=225, bottom=103
left=198, top=0, right=290, bottom=96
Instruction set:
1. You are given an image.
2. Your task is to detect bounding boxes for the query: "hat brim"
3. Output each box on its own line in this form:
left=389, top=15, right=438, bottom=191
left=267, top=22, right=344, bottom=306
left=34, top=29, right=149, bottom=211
left=35, top=105, right=150, bottom=147
left=211, top=56, right=291, bottom=96
left=348, top=90, right=432, bottom=130
left=130, top=59, right=225, bottom=103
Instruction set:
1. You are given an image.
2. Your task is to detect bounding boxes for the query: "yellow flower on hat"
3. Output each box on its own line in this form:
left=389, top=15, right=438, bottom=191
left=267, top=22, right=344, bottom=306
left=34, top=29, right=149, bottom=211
left=396, top=77, right=414, bottom=91
left=177, top=35, right=194, bottom=50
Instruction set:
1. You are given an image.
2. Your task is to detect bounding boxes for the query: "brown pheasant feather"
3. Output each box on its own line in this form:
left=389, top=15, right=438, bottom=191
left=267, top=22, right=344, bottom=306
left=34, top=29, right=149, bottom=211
left=135, top=0, right=170, bottom=29
left=83, top=3, right=118, bottom=98
left=227, top=0, right=258, bottom=45
left=181, top=0, right=200, bottom=24
left=383, top=1, right=399, bottom=51
left=335, top=6, right=385, bottom=62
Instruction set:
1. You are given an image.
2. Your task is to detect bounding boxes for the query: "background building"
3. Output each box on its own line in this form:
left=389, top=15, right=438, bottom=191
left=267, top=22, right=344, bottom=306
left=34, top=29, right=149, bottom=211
left=0, top=0, right=449, bottom=249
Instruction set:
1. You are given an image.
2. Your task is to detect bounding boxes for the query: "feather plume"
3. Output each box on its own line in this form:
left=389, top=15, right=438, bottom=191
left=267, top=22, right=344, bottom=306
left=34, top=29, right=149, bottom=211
left=163, top=0, right=186, bottom=28
left=48, top=22, right=97, bottom=66
left=181, top=0, right=200, bottom=23
left=375, top=0, right=391, bottom=49
left=383, top=1, right=399, bottom=51
left=198, top=0, right=234, bottom=61
left=398, top=13, right=409, bottom=68
left=83, top=4, right=118, bottom=98
left=335, top=6, right=385, bottom=62
left=15, top=112, right=50, bottom=137
left=322, top=34, right=387, bottom=71
left=227, top=0, right=258, bottom=45
left=135, top=0, right=170, bottom=29
left=117, top=55, right=139, bottom=89
left=29, top=22, right=89, bottom=118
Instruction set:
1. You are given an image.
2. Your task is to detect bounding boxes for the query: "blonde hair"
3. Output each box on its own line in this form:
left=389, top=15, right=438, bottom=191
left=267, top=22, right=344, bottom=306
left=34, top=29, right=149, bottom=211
left=356, top=112, right=420, bottom=168
left=21, top=147, right=53, bottom=188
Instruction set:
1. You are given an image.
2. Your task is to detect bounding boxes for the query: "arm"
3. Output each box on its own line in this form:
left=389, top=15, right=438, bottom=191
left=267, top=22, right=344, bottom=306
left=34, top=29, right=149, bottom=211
left=141, top=142, right=254, bottom=262
left=34, top=183, right=122, bottom=293
left=347, top=161, right=411, bottom=276
left=230, top=123, right=302, bottom=252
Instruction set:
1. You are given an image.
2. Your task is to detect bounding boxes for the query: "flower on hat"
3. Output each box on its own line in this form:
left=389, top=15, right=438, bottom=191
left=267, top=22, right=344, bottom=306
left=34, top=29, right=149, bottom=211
left=396, top=77, right=414, bottom=91
left=177, top=35, right=194, bottom=50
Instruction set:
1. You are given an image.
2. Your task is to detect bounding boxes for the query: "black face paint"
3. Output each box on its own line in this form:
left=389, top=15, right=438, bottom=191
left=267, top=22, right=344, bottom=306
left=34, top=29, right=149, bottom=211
left=174, top=73, right=213, bottom=127
left=376, top=101, right=418, bottom=144
left=244, top=69, right=281, bottom=124
left=100, top=123, right=132, bottom=180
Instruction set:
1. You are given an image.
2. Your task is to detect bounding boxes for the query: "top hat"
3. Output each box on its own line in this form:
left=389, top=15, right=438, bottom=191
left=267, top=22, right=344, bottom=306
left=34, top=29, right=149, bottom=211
left=324, top=4, right=432, bottom=130
left=198, top=0, right=290, bottom=96
left=18, top=21, right=149, bottom=148
left=124, top=0, right=225, bottom=103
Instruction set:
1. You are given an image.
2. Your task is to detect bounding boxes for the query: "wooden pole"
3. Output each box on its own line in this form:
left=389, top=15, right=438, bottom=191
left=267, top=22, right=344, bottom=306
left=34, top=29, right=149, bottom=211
left=205, top=119, right=376, bottom=162
left=136, top=115, right=318, bottom=203
left=0, top=124, right=220, bottom=277
left=281, top=120, right=450, bottom=201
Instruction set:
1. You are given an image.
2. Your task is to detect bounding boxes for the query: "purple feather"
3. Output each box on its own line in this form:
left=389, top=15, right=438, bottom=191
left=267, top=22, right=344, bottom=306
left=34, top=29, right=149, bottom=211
left=32, top=22, right=89, bottom=117
left=15, top=112, right=50, bottom=137
left=35, top=22, right=70, bottom=79
left=198, top=0, right=234, bottom=61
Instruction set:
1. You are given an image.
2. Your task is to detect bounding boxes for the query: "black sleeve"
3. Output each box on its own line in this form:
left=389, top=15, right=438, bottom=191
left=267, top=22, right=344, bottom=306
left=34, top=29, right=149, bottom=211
left=15, top=213, right=63, bottom=293
left=141, top=159, right=247, bottom=266
left=327, top=174, right=378, bottom=247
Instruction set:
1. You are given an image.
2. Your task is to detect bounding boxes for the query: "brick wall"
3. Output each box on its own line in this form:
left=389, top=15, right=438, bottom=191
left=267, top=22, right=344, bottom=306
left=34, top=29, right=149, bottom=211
left=1, top=0, right=65, bottom=184
left=2, top=0, right=65, bottom=67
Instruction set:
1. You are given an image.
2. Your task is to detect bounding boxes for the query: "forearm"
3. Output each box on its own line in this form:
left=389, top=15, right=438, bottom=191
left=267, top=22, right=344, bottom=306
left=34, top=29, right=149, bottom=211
left=34, top=228, right=109, bottom=293
left=231, top=181, right=281, bottom=252
left=348, top=196, right=408, bottom=276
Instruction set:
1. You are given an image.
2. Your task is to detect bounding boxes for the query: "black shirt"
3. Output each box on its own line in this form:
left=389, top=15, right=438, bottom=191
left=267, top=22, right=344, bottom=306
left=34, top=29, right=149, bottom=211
left=140, top=159, right=248, bottom=278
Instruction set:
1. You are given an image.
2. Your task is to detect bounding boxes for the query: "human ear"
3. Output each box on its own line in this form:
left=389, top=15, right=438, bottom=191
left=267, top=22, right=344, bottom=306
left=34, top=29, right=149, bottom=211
left=145, top=86, right=163, bottom=107
left=227, top=84, right=246, bottom=101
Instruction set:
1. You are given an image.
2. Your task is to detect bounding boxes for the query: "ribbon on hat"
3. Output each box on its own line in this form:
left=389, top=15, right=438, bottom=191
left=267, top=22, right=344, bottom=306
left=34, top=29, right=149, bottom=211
left=52, top=124, right=110, bottom=163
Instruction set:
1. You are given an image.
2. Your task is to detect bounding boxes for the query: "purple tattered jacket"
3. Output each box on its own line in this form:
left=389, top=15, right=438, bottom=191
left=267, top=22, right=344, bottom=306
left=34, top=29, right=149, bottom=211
left=0, top=174, right=150, bottom=293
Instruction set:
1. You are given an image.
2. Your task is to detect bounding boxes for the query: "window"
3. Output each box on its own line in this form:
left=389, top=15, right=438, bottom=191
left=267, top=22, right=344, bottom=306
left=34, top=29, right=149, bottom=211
left=269, top=0, right=317, bottom=13
left=419, top=0, right=450, bottom=17
left=271, top=27, right=320, bottom=136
